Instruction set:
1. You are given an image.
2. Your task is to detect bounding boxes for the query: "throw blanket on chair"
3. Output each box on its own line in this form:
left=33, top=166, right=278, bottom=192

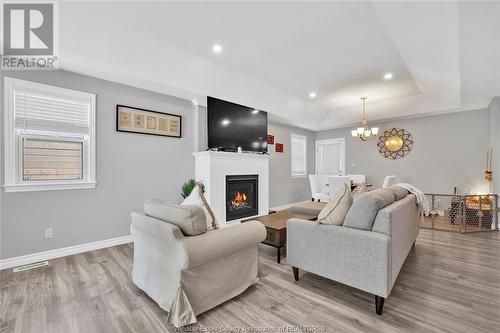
left=395, top=183, right=430, bottom=216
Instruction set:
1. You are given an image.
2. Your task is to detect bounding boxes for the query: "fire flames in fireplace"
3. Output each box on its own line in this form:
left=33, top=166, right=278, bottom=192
left=231, top=191, right=250, bottom=209
left=226, top=175, right=258, bottom=221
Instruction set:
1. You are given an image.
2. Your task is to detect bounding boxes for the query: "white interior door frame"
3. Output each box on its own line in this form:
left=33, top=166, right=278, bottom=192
left=315, top=138, right=345, bottom=175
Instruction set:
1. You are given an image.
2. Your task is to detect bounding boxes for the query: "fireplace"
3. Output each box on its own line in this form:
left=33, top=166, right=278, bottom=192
left=226, top=175, right=259, bottom=221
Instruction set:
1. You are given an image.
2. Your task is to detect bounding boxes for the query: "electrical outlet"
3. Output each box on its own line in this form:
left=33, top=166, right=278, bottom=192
left=45, top=228, right=53, bottom=239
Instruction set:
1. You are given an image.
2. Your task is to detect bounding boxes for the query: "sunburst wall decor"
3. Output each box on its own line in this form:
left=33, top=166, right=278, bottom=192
left=377, top=128, right=414, bottom=159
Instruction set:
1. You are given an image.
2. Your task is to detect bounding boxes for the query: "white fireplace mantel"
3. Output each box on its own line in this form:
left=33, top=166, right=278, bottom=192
left=192, top=151, right=269, bottom=225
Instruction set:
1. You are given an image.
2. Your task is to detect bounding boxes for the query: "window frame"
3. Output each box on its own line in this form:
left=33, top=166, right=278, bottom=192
left=290, top=133, right=308, bottom=179
left=3, top=77, right=96, bottom=192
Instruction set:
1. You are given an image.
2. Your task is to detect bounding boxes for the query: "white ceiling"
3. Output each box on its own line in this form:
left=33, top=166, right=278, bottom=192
left=58, top=1, right=500, bottom=131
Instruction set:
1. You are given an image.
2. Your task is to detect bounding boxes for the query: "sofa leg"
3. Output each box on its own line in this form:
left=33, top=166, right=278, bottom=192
left=292, top=266, right=299, bottom=281
left=375, top=295, right=385, bottom=315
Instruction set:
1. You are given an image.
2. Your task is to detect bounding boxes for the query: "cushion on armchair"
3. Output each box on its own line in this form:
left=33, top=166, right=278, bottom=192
left=343, top=188, right=395, bottom=230
left=181, top=183, right=219, bottom=230
left=144, top=199, right=207, bottom=236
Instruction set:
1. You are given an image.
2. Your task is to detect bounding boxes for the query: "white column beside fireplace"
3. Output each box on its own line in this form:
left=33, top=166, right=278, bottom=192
left=192, top=151, right=269, bottom=226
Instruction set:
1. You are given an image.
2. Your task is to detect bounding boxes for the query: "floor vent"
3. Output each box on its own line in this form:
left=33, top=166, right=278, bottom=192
left=13, top=261, right=49, bottom=272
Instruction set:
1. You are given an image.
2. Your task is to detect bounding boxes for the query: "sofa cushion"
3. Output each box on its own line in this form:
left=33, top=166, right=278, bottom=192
left=351, top=183, right=370, bottom=198
left=388, top=186, right=409, bottom=201
left=317, top=184, right=353, bottom=225
left=144, top=199, right=207, bottom=236
left=343, top=189, right=396, bottom=230
left=181, top=183, right=219, bottom=230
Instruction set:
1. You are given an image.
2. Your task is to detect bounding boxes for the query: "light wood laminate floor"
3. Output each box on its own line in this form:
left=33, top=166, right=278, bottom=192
left=1, top=229, right=499, bottom=333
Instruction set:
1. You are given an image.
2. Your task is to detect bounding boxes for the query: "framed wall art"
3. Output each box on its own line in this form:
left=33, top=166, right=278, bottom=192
left=275, top=143, right=283, bottom=153
left=116, top=105, right=182, bottom=138
left=267, top=135, right=274, bottom=145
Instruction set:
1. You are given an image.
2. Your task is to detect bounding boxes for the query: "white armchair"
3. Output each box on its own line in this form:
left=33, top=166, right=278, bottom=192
left=347, top=174, right=366, bottom=184
left=327, top=176, right=351, bottom=197
left=382, top=175, right=396, bottom=188
left=131, top=207, right=266, bottom=327
left=309, top=174, right=331, bottom=202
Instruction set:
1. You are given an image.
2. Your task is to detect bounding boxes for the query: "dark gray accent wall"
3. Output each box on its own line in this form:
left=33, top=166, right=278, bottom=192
left=316, top=109, right=490, bottom=194
left=0, top=70, right=196, bottom=259
left=268, top=122, right=315, bottom=207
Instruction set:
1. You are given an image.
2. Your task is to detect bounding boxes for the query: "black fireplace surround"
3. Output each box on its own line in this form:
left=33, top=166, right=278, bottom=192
left=226, top=174, right=258, bottom=221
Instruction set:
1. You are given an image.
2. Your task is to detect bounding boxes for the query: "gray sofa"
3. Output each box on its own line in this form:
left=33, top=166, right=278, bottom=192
left=287, top=188, right=419, bottom=314
left=131, top=201, right=266, bottom=327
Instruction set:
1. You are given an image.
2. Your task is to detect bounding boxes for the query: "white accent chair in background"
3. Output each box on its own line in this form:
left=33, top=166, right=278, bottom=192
left=327, top=176, right=351, bottom=198
left=347, top=174, right=366, bottom=184
left=309, top=175, right=331, bottom=202
left=382, top=175, right=396, bottom=188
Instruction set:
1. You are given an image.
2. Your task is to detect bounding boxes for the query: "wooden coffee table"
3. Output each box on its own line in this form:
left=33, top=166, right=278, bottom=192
left=242, top=209, right=317, bottom=263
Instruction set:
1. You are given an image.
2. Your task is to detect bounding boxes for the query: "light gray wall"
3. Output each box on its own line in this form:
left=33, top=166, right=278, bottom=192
left=196, top=105, right=208, bottom=152
left=268, top=122, right=315, bottom=207
left=1, top=69, right=494, bottom=259
left=489, top=97, right=500, bottom=195
left=1, top=70, right=196, bottom=259
left=316, top=109, right=490, bottom=194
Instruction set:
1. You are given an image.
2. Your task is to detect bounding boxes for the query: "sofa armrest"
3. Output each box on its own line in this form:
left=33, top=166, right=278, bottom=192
left=181, top=220, right=266, bottom=269
left=287, top=218, right=392, bottom=297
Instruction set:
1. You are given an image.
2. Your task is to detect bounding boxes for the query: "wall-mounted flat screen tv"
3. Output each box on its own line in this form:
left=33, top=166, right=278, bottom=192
left=207, top=97, right=268, bottom=153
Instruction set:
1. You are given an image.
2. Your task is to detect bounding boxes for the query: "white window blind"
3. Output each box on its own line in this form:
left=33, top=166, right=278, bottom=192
left=14, top=90, right=91, bottom=134
left=291, top=134, right=307, bottom=178
left=4, top=77, right=96, bottom=192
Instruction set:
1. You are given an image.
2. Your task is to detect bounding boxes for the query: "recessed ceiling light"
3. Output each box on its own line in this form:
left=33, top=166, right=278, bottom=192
left=221, top=118, right=230, bottom=126
left=252, top=109, right=259, bottom=114
left=384, top=73, right=393, bottom=80
left=309, top=92, right=317, bottom=98
left=212, top=44, right=222, bottom=53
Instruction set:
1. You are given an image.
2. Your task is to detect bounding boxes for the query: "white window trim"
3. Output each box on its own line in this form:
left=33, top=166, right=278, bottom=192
left=3, top=77, right=97, bottom=192
left=291, top=133, right=308, bottom=178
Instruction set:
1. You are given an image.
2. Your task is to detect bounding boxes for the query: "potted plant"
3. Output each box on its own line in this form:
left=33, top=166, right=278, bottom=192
left=181, top=179, right=205, bottom=199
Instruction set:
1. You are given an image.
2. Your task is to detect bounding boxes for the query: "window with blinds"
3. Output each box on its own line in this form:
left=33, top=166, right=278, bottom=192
left=23, top=138, right=83, bottom=181
left=14, top=90, right=90, bottom=134
left=291, top=134, right=308, bottom=178
left=4, top=77, right=96, bottom=192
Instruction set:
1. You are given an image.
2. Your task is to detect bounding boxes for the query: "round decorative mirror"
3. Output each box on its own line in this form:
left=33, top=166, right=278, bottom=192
left=377, top=128, right=413, bottom=159
left=385, top=135, right=404, bottom=152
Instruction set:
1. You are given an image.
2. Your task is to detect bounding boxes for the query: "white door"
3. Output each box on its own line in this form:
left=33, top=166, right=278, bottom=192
left=315, top=138, right=345, bottom=175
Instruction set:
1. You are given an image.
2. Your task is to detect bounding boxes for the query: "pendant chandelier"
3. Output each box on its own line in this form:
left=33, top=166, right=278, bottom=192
left=351, top=96, right=379, bottom=141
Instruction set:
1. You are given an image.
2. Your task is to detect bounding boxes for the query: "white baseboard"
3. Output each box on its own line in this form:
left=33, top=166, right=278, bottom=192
left=270, top=200, right=309, bottom=211
left=0, top=235, right=132, bottom=270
